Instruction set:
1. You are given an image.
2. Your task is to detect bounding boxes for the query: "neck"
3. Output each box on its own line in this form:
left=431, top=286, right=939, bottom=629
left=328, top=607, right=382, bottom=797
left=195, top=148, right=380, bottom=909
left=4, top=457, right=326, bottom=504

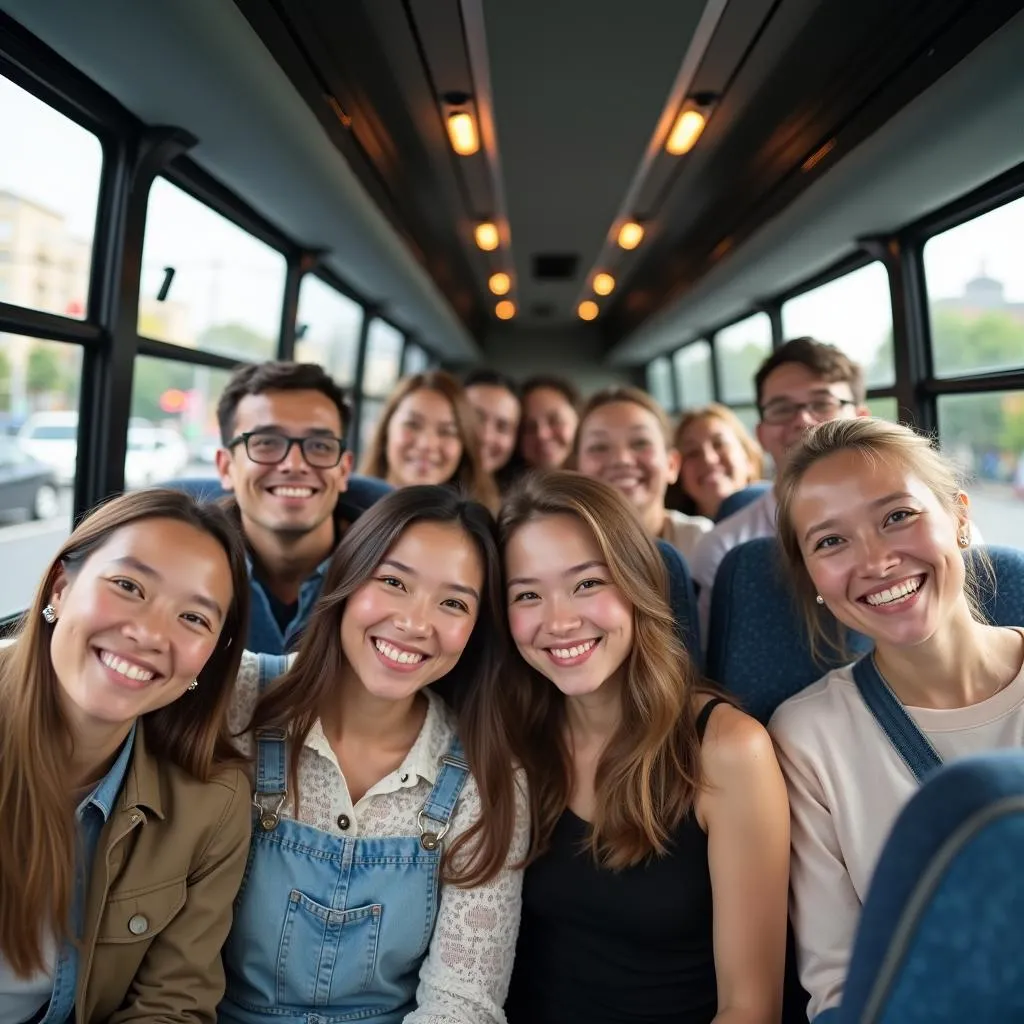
left=697, top=495, right=721, bottom=520
left=321, top=671, right=427, bottom=749
left=643, top=503, right=668, bottom=538
left=874, top=607, right=1023, bottom=710
left=564, top=674, right=623, bottom=746
left=68, top=716, right=133, bottom=793
left=244, top=514, right=336, bottom=603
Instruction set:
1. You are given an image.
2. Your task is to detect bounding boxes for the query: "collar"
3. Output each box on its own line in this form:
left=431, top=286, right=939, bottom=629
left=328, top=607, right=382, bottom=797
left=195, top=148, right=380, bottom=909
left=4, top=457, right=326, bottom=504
left=116, top=719, right=166, bottom=820
left=304, top=690, right=455, bottom=788
left=80, top=722, right=137, bottom=822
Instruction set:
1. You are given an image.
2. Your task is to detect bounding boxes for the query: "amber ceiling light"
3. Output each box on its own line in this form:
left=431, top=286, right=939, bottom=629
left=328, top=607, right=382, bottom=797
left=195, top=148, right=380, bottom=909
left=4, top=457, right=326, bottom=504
left=593, top=272, right=615, bottom=296
left=495, top=300, right=516, bottom=320
left=617, top=221, right=644, bottom=250
left=578, top=300, right=599, bottom=321
left=475, top=222, right=500, bottom=251
left=489, top=272, right=511, bottom=296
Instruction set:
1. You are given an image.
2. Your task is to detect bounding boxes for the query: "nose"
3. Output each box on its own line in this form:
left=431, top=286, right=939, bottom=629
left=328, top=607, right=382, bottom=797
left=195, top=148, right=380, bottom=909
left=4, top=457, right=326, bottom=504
left=279, top=440, right=308, bottom=472
left=544, top=594, right=583, bottom=636
left=700, top=442, right=719, bottom=468
left=122, top=607, right=171, bottom=651
left=395, top=594, right=432, bottom=637
left=857, top=531, right=900, bottom=576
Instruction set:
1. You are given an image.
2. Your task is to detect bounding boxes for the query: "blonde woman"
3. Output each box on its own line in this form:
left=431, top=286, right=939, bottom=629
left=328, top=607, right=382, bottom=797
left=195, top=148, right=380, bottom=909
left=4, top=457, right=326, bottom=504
left=769, top=418, right=1024, bottom=1019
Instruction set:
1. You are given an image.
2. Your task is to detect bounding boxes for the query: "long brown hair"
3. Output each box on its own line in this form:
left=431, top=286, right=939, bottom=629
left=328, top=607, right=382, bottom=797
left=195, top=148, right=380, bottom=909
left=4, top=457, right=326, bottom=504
left=776, top=417, right=993, bottom=662
left=358, top=371, right=499, bottom=510
left=498, top=470, right=712, bottom=869
left=248, top=485, right=519, bottom=887
left=0, top=489, right=250, bottom=975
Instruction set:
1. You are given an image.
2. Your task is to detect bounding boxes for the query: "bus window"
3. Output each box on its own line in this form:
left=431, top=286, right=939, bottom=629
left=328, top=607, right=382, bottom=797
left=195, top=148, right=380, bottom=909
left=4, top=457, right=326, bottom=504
left=781, top=262, right=895, bottom=388
left=714, top=313, right=772, bottom=405
left=0, top=74, right=102, bottom=321
left=295, top=276, right=363, bottom=387
left=403, top=342, right=430, bottom=376
left=139, top=178, right=285, bottom=360
left=673, top=340, right=712, bottom=409
left=865, top=397, right=899, bottom=421
left=646, top=356, right=675, bottom=412
left=924, top=196, right=1024, bottom=379
left=127, top=358, right=234, bottom=487
left=0, top=337, right=82, bottom=617
left=362, top=318, right=404, bottom=399
left=938, top=391, right=1023, bottom=548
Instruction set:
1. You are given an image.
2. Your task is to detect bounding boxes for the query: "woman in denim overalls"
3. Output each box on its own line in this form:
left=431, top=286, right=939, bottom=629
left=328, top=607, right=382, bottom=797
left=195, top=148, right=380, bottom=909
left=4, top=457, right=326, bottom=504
left=219, top=487, right=529, bottom=1024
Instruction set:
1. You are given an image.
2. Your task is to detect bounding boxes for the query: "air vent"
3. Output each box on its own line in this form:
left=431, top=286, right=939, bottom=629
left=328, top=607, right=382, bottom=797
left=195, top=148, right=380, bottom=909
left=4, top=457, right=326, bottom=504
left=531, top=253, right=579, bottom=280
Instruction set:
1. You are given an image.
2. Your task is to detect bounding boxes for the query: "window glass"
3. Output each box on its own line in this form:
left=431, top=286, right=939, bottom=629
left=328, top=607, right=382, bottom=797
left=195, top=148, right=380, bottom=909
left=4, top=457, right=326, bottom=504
left=0, top=74, right=102, bottom=320
left=924, top=196, right=1024, bottom=378
left=403, top=342, right=429, bottom=376
left=126, top=358, right=235, bottom=487
left=727, top=404, right=761, bottom=438
left=646, top=357, right=675, bottom=412
left=139, top=178, right=285, bottom=359
left=937, top=391, right=1024, bottom=548
left=673, top=340, right=713, bottom=408
left=865, top=397, right=899, bottom=422
left=362, top=319, right=404, bottom=398
left=714, top=314, right=772, bottom=404
left=358, top=398, right=386, bottom=459
left=295, top=276, right=363, bottom=386
left=1, top=336, right=82, bottom=617
left=781, top=262, right=894, bottom=387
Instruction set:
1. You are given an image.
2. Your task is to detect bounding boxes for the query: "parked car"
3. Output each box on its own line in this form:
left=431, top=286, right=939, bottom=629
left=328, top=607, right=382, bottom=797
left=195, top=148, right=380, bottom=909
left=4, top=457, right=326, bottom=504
left=124, top=427, right=190, bottom=487
left=17, top=410, right=79, bottom=485
left=0, top=436, right=60, bottom=520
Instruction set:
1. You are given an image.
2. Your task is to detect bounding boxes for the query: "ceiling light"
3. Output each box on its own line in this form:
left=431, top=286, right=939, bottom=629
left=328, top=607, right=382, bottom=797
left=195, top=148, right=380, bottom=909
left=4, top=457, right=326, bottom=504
left=666, top=109, right=706, bottom=155
left=593, top=272, right=615, bottom=296
left=475, top=222, right=500, bottom=251
left=495, top=300, right=516, bottom=320
left=617, top=222, right=644, bottom=250
left=447, top=111, right=479, bottom=156
left=489, top=272, right=511, bottom=296
left=578, top=300, right=599, bottom=321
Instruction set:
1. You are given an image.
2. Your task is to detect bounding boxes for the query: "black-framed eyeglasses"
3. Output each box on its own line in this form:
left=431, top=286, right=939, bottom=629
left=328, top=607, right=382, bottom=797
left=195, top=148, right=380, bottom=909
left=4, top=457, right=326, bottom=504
left=227, top=431, right=346, bottom=468
left=759, top=396, right=856, bottom=426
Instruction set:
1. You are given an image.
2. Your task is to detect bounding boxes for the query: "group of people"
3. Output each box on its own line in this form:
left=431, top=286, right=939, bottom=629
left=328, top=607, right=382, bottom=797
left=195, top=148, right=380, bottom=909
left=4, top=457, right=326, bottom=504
left=1, top=334, right=1022, bottom=1024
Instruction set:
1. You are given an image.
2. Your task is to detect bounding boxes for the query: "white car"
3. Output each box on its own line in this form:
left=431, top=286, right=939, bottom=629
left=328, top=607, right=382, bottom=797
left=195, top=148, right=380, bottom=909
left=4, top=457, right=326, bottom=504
left=125, top=427, right=190, bottom=488
left=18, top=411, right=79, bottom=485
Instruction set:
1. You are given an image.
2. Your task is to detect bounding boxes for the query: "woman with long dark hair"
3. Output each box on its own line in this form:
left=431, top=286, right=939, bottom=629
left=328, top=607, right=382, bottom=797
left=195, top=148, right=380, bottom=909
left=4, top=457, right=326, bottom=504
left=220, top=485, right=528, bottom=1024
left=0, top=489, right=251, bottom=1023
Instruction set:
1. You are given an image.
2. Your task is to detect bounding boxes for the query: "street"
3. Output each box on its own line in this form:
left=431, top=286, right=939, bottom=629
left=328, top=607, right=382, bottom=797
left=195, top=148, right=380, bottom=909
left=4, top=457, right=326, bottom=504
left=0, top=479, right=1020, bottom=621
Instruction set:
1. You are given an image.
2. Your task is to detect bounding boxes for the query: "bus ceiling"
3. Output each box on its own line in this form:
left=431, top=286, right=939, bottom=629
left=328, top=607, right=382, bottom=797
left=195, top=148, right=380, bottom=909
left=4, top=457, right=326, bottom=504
left=4, top=0, right=1024, bottom=367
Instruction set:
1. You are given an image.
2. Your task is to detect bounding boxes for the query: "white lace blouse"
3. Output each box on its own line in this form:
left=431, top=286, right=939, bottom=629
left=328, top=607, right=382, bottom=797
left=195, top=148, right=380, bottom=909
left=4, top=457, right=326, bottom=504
left=229, top=651, right=530, bottom=1024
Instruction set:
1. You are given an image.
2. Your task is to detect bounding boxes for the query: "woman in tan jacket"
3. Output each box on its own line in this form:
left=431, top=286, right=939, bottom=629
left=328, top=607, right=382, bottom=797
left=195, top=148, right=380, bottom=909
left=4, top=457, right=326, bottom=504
left=0, top=489, right=252, bottom=1023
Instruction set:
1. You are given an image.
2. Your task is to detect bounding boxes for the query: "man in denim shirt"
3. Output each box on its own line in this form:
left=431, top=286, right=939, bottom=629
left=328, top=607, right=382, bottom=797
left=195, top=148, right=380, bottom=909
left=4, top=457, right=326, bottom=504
left=215, top=362, right=375, bottom=654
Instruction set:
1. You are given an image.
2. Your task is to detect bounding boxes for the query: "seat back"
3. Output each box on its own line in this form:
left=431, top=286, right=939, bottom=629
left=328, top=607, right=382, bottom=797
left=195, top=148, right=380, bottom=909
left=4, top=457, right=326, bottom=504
left=838, top=750, right=1024, bottom=1023
left=165, top=474, right=393, bottom=521
left=654, top=539, right=702, bottom=671
left=715, top=481, right=771, bottom=523
left=707, top=539, right=1024, bottom=725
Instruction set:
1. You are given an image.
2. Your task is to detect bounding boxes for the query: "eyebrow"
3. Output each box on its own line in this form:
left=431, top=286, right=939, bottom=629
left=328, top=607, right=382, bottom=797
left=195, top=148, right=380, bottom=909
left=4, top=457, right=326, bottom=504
left=765, top=388, right=847, bottom=405
left=248, top=424, right=337, bottom=436
left=802, top=491, right=916, bottom=542
left=506, top=559, right=608, bottom=588
left=111, top=556, right=225, bottom=619
left=380, top=559, right=480, bottom=600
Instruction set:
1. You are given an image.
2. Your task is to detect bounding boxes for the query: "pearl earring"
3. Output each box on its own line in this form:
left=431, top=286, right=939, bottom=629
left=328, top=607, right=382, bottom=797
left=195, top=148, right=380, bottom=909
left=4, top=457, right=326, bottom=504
left=815, top=595, right=825, bottom=605
left=42, top=604, right=57, bottom=624
left=187, top=680, right=198, bottom=691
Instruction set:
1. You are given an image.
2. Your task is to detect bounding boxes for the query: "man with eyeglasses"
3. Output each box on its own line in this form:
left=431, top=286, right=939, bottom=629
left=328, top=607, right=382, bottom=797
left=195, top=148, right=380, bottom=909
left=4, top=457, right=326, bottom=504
left=690, top=337, right=870, bottom=639
left=215, top=361, right=390, bottom=653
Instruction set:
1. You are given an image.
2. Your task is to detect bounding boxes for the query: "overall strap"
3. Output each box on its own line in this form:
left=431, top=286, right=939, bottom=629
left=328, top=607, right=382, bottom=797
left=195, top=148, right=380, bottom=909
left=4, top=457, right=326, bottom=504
left=417, top=736, right=470, bottom=851
left=254, top=654, right=290, bottom=829
left=852, top=655, right=943, bottom=785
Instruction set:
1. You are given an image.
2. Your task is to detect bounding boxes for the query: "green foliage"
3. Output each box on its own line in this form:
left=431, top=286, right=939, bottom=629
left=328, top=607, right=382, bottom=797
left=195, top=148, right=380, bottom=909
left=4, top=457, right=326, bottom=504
left=26, top=344, right=64, bottom=394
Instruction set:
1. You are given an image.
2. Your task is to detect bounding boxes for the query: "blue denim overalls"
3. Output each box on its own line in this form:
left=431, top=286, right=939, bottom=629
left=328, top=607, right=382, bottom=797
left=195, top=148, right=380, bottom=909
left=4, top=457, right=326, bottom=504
left=220, top=654, right=470, bottom=1024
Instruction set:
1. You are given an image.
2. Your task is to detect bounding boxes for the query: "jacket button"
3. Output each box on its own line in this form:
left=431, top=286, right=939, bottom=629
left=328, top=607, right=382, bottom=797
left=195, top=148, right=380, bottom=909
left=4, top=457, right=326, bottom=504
left=128, top=914, right=149, bottom=935
left=337, top=814, right=350, bottom=830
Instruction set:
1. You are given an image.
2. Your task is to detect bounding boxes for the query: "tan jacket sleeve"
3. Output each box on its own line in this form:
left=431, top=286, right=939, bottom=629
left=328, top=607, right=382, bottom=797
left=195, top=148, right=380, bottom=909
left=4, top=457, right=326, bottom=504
left=107, top=770, right=252, bottom=1023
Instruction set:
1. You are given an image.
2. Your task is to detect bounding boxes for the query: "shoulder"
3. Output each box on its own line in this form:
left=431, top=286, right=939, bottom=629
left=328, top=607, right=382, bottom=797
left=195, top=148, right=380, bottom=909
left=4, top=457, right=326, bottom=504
left=698, top=699, right=778, bottom=784
left=767, top=664, right=858, bottom=749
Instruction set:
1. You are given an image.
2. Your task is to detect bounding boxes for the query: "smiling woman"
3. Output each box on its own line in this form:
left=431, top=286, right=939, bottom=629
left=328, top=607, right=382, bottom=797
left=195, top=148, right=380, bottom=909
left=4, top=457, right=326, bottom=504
left=768, top=418, right=1024, bottom=1020
left=0, top=489, right=252, bottom=1023
left=220, top=485, right=529, bottom=1024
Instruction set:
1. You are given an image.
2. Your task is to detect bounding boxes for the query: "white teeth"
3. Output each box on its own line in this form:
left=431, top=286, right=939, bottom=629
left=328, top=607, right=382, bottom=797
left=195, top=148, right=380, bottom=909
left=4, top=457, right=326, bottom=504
left=100, top=651, right=155, bottom=681
left=271, top=486, right=314, bottom=498
left=549, top=640, right=598, bottom=660
left=865, top=578, right=922, bottom=607
left=374, top=639, right=425, bottom=665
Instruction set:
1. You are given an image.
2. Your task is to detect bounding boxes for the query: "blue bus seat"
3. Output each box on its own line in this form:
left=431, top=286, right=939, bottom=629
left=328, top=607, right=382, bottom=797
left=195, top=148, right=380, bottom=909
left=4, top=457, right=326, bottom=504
left=166, top=473, right=393, bottom=521
left=833, top=750, right=1024, bottom=1023
left=714, top=481, right=771, bottom=523
left=654, top=539, right=702, bottom=671
left=707, top=539, right=1024, bottom=725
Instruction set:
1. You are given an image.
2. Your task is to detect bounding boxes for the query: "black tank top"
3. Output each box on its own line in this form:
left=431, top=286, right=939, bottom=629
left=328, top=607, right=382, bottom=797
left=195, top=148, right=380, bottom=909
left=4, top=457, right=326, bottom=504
left=505, top=698, right=727, bottom=1024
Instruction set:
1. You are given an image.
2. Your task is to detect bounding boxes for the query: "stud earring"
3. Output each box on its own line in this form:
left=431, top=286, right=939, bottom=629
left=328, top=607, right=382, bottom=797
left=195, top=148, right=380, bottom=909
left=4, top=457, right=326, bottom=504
left=958, top=532, right=970, bottom=549
left=187, top=679, right=198, bottom=692
left=42, top=604, right=57, bottom=624
left=815, top=594, right=825, bottom=605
